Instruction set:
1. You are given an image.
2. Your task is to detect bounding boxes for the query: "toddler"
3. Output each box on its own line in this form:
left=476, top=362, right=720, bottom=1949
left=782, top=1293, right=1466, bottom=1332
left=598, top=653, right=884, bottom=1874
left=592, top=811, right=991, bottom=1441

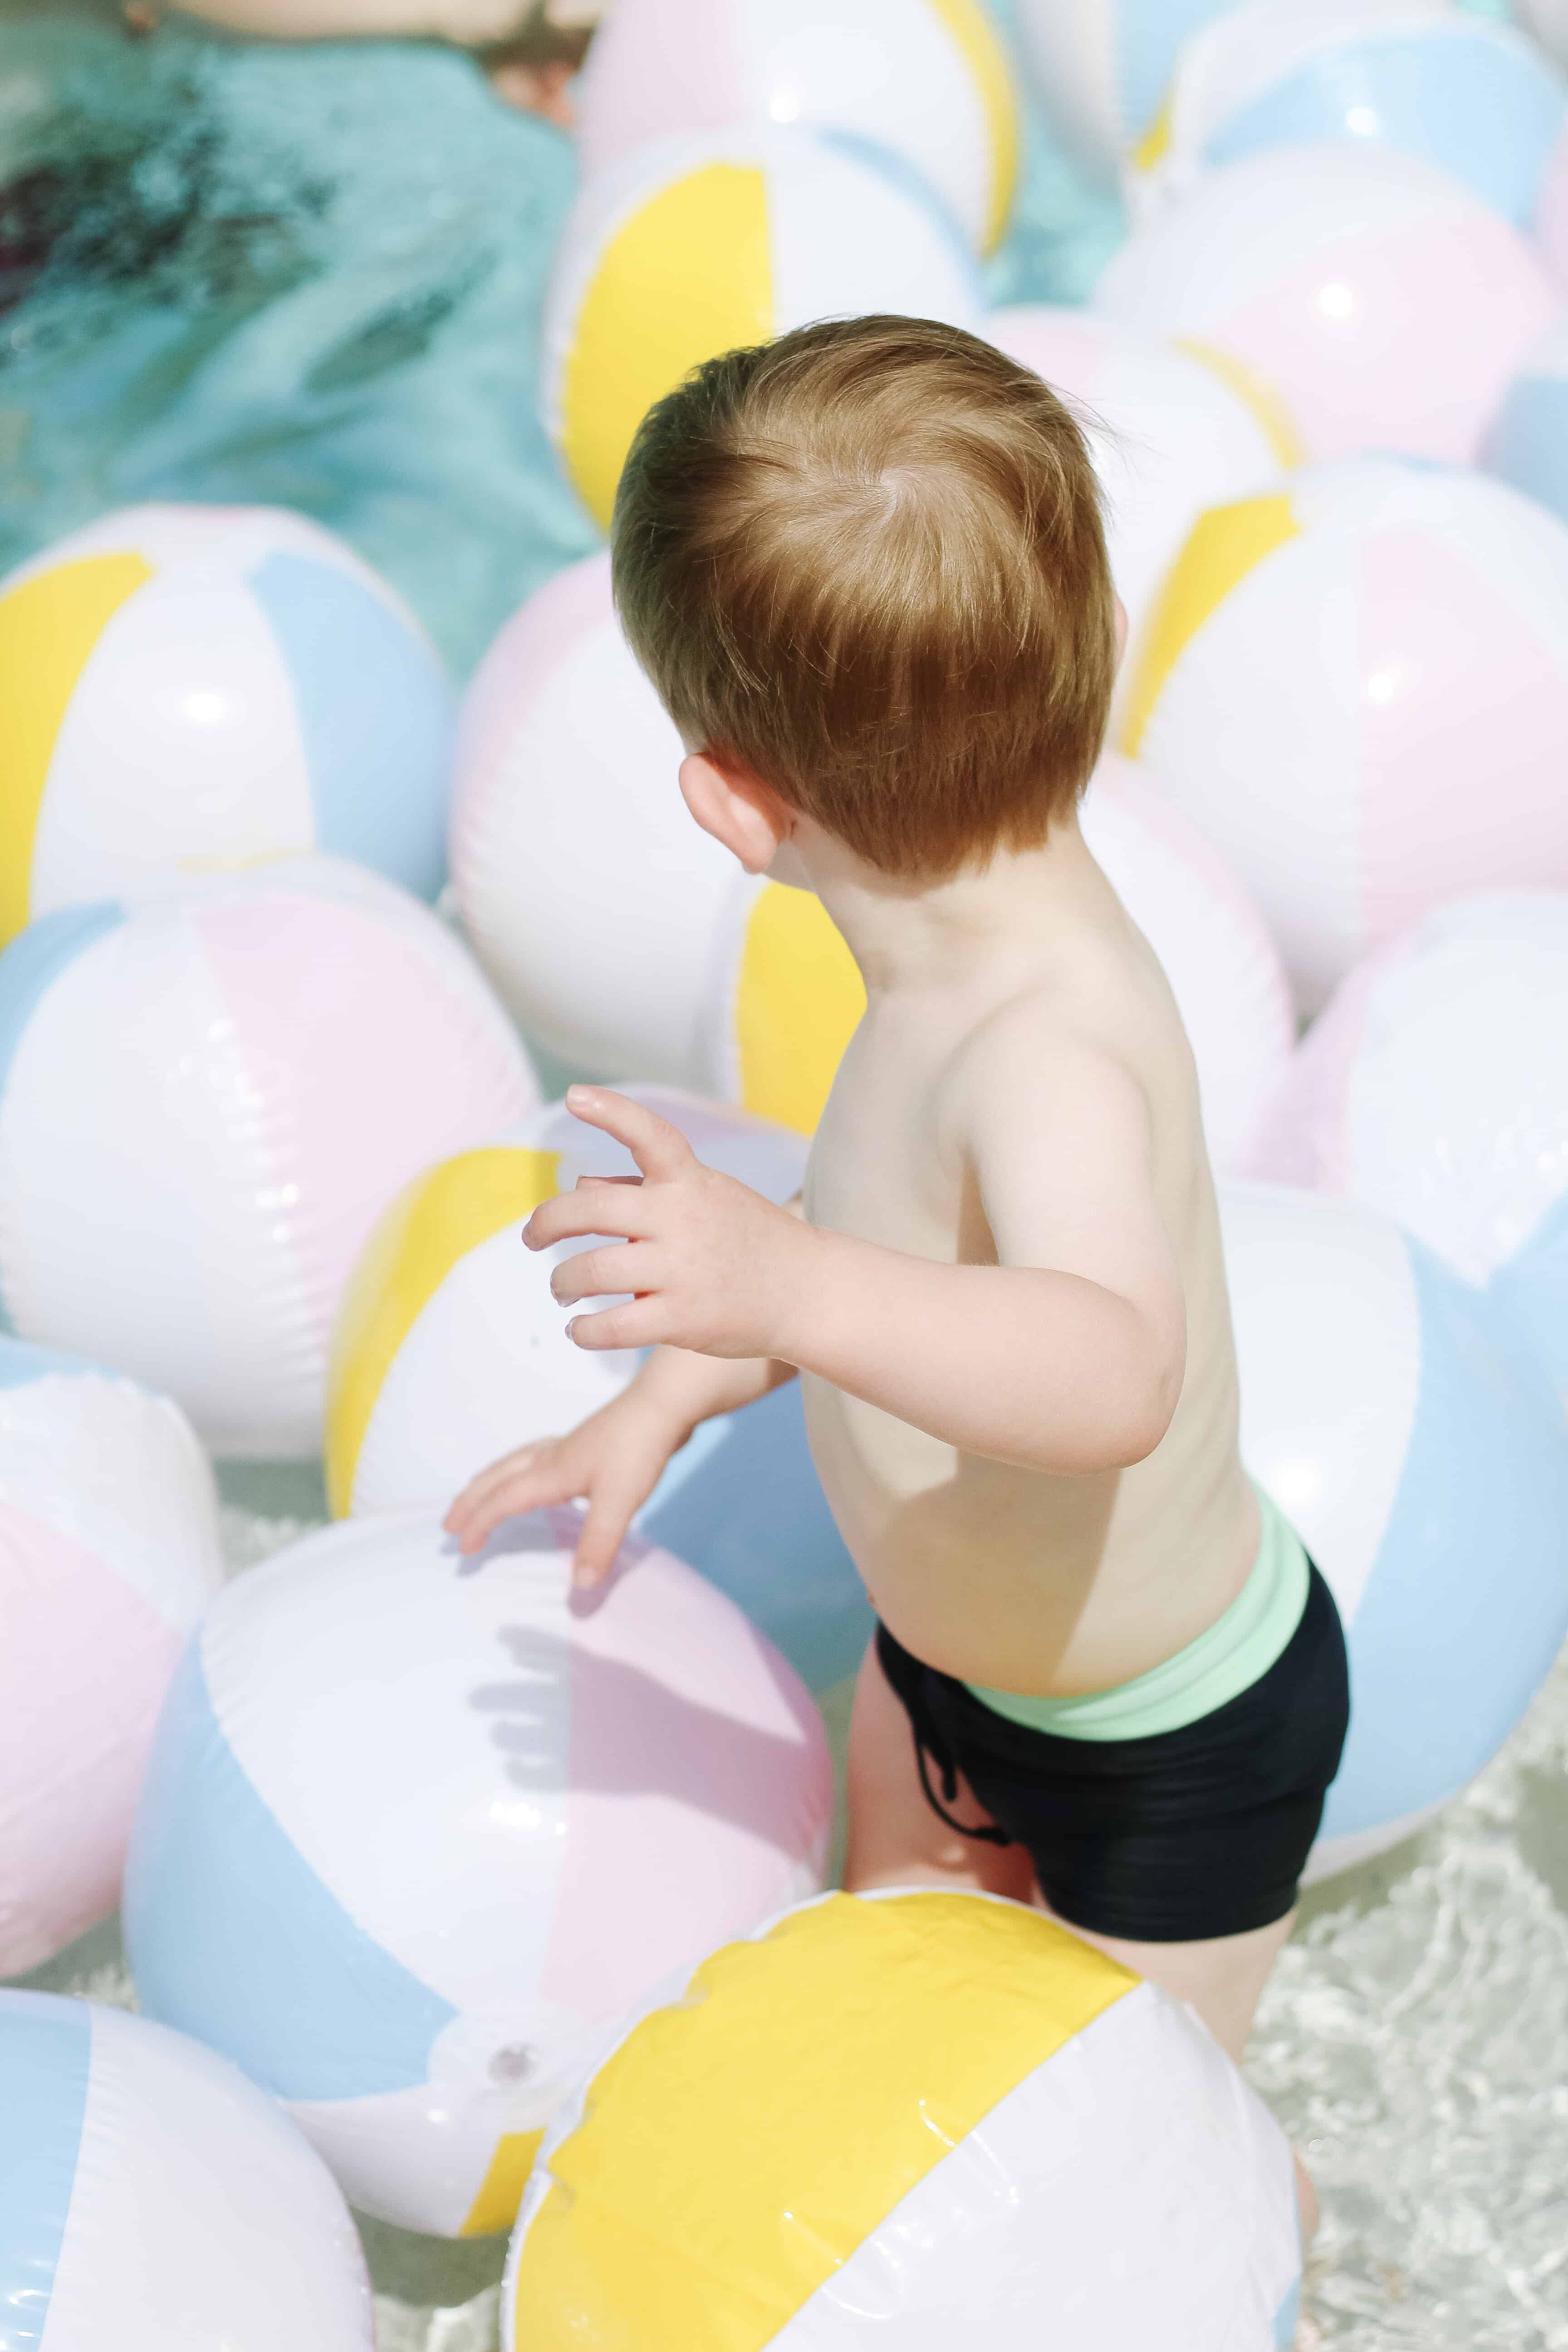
left=447, top=315, right=1348, bottom=2207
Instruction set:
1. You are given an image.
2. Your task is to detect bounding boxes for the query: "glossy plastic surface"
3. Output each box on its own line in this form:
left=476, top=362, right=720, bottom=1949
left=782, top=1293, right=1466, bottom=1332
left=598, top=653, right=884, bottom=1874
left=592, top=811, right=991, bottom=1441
left=1097, top=144, right=1555, bottom=465
left=0, top=503, right=455, bottom=937
left=1221, top=1183, right=1568, bottom=1878
left=505, top=1888, right=1302, bottom=2348
left=575, top=0, right=1019, bottom=253
left=1129, top=0, right=1568, bottom=234
left=1252, top=890, right=1568, bottom=1408
left=0, top=1338, right=221, bottom=1977
left=0, top=858, right=537, bottom=1456
left=124, top=1507, right=833, bottom=2236
left=1120, top=458, right=1568, bottom=1009
left=0, top=1991, right=373, bottom=2351
left=542, top=123, right=982, bottom=527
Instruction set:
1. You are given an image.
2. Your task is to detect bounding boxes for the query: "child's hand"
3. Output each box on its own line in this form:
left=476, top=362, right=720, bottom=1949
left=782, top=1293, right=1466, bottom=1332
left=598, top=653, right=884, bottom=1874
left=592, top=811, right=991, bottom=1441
left=528, top=1086, right=813, bottom=1361
left=442, top=1384, right=689, bottom=1586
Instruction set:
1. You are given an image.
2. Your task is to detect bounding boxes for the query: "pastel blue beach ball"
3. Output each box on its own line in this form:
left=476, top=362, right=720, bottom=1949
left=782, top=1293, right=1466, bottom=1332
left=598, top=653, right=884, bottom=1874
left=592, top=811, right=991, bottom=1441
left=0, top=502, right=457, bottom=927
left=1254, top=890, right=1568, bottom=1419
left=1128, top=0, right=1568, bottom=237
left=0, top=1990, right=373, bottom=2349
left=1221, top=1181, right=1568, bottom=1881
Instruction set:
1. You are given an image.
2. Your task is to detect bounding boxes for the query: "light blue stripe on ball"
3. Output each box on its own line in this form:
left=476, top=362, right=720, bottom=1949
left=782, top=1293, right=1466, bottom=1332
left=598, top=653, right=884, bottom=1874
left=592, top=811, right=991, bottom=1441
left=0, top=1992, right=91, bottom=2348
left=1202, top=32, right=1568, bottom=229
left=1321, top=1242, right=1568, bottom=1843
left=639, top=1380, right=873, bottom=1696
left=1274, top=2279, right=1302, bottom=2348
left=0, top=1335, right=106, bottom=1389
left=0, top=903, right=125, bottom=1113
left=248, top=552, right=456, bottom=904
left=1488, top=1188, right=1568, bottom=1405
left=124, top=1640, right=457, bottom=2104
left=814, top=129, right=983, bottom=283
left=1481, top=376, right=1568, bottom=529
left=1118, top=0, right=1230, bottom=149
left=0, top=904, right=126, bottom=1333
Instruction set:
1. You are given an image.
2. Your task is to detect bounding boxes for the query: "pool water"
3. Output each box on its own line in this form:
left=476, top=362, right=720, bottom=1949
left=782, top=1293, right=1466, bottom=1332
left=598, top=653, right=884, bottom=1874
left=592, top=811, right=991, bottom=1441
left=0, top=0, right=1119, bottom=674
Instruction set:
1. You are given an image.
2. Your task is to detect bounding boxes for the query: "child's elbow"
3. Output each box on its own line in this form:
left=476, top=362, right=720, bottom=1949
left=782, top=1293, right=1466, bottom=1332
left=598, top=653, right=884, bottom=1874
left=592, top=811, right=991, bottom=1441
left=1096, top=1347, right=1184, bottom=1470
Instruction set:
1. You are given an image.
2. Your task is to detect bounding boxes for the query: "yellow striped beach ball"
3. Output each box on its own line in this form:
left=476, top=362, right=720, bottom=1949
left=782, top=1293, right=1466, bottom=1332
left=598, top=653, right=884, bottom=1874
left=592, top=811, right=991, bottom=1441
left=575, top=0, right=1020, bottom=257
left=325, top=1087, right=807, bottom=1520
left=504, top=1889, right=1305, bottom=2350
left=0, top=504, right=454, bottom=945
left=541, top=123, right=984, bottom=531
left=451, top=552, right=867, bottom=1137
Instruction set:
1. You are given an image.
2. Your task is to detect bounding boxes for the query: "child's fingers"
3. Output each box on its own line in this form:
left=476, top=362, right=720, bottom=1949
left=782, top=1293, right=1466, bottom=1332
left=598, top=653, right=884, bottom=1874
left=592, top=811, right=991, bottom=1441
left=444, top=1441, right=556, bottom=1526
left=551, top=1240, right=660, bottom=1305
left=566, top=1296, right=669, bottom=1352
left=524, top=1186, right=655, bottom=1252
left=448, top=1454, right=589, bottom=1553
left=564, top=1085, right=696, bottom=1185
left=570, top=1483, right=650, bottom=1588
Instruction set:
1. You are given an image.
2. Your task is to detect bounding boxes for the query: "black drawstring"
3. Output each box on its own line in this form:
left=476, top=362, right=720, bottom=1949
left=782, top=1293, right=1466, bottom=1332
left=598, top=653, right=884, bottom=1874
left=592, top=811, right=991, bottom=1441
left=903, top=1684, right=1014, bottom=1848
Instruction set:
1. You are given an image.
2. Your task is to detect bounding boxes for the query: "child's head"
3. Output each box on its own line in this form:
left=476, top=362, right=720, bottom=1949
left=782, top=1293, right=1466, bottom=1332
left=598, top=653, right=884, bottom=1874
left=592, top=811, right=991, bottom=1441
left=612, top=314, right=1116, bottom=882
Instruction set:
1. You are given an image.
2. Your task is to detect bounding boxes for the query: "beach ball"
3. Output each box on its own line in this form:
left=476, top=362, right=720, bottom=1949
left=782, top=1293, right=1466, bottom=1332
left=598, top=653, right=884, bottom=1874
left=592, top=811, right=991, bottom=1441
left=541, top=123, right=983, bottom=530
left=327, top=1086, right=808, bottom=1518
left=0, top=1992, right=373, bottom=2350
left=0, top=504, right=455, bottom=938
left=503, top=1888, right=1304, bottom=2349
left=1014, top=0, right=1236, bottom=177
left=124, top=1507, right=833, bottom=2237
left=1127, top=0, right=1568, bottom=241
left=1221, top=1183, right=1568, bottom=1880
left=1252, top=892, right=1568, bottom=1412
left=0, top=859, right=536, bottom=1458
left=1482, top=312, right=1568, bottom=528
left=1095, top=146, right=1556, bottom=466
left=326, top=1088, right=871, bottom=1693
left=574, top=0, right=1020, bottom=255
left=0, top=1337, right=222, bottom=1977
left=1119, top=458, right=1568, bottom=1010
left=987, top=305, right=1292, bottom=684
left=451, top=550, right=864, bottom=1132
left=451, top=557, right=1293, bottom=1160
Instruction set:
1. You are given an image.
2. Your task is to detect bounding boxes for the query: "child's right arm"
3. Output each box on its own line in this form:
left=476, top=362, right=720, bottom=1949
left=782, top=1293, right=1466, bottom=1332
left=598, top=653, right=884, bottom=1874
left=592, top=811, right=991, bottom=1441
left=442, top=1342, right=796, bottom=1582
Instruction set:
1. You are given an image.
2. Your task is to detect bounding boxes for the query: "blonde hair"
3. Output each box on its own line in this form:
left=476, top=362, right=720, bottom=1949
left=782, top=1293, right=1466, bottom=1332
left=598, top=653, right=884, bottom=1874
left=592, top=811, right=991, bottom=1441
left=612, top=314, right=1116, bottom=880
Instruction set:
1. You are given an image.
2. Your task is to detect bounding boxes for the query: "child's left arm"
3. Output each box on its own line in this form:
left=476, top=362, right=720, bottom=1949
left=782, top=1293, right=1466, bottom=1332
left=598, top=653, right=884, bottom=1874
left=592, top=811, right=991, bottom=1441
left=534, top=1057, right=1185, bottom=1476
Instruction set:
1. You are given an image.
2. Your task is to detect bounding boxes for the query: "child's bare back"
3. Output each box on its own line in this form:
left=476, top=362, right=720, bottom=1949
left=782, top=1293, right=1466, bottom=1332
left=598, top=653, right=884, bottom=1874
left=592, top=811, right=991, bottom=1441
left=447, top=318, right=1348, bottom=2158
left=803, top=811, right=1257, bottom=1698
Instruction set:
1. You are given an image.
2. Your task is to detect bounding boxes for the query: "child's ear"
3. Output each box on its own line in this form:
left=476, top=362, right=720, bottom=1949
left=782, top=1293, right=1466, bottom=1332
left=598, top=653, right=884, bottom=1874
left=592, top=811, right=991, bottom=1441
left=1113, top=594, right=1128, bottom=669
left=678, top=754, right=789, bottom=875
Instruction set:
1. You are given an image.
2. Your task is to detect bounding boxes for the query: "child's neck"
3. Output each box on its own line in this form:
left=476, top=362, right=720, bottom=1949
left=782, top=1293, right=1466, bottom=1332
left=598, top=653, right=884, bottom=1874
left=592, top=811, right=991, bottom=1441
left=789, top=808, right=1110, bottom=1001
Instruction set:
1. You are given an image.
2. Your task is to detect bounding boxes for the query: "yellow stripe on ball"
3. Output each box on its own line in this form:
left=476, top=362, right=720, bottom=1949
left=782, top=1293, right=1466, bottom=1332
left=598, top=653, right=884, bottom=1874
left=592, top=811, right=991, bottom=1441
left=929, top=0, right=1021, bottom=252
left=1175, top=339, right=1304, bottom=469
left=462, top=2128, right=545, bottom=2238
left=1120, top=491, right=1299, bottom=757
left=512, top=1892, right=1137, bottom=2350
left=325, top=1146, right=561, bottom=1516
left=561, top=162, right=774, bottom=531
left=736, top=883, right=864, bottom=1136
left=0, top=552, right=151, bottom=944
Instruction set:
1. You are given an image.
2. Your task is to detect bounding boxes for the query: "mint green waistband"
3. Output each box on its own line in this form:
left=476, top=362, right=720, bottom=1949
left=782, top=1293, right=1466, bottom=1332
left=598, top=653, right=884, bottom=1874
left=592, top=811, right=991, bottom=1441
left=965, top=1483, right=1310, bottom=1742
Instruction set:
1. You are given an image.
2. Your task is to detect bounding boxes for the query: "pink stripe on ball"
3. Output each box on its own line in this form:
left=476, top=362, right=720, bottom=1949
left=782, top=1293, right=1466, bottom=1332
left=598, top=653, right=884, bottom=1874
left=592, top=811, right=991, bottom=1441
left=0, top=1504, right=182, bottom=1976
left=539, top=1544, right=833, bottom=2023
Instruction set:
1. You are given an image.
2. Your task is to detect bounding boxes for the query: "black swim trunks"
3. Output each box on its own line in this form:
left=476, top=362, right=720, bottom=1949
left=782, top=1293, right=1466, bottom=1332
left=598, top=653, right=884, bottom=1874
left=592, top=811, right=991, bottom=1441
left=875, top=1561, right=1350, bottom=1943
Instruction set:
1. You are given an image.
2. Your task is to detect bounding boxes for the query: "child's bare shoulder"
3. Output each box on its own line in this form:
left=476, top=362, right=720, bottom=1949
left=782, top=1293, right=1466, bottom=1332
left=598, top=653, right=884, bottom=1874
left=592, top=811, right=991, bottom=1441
left=933, top=980, right=1158, bottom=1167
